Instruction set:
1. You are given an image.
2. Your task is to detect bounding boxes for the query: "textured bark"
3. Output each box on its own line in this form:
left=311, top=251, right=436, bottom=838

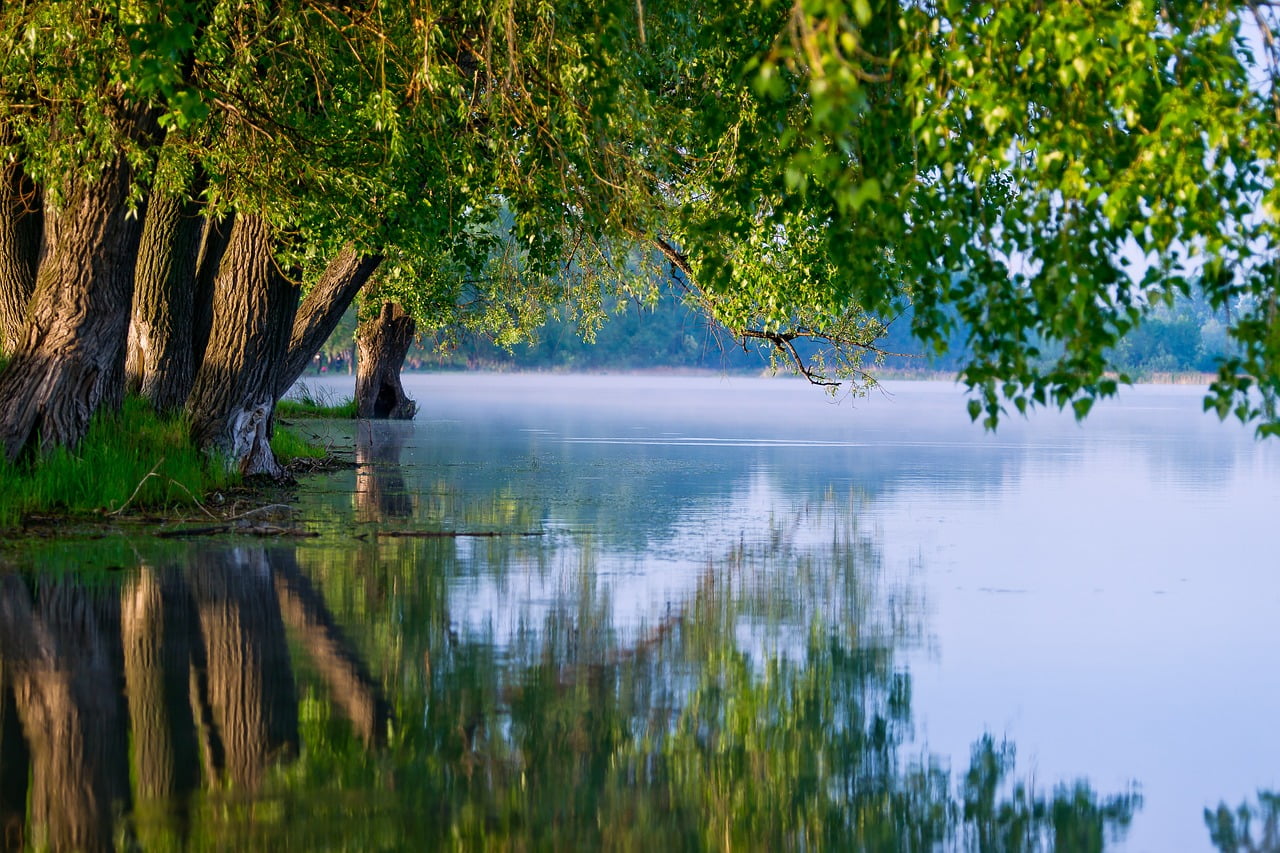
left=0, top=149, right=145, bottom=461
left=0, top=150, right=42, bottom=356
left=355, top=420, right=414, bottom=522
left=0, top=576, right=130, bottom=853
left=275, top=245, right=382, bottom=399
left=121, top=566, right=200, bottom=806
left=190, top=214, right=230, bottom=381
left=272, top=549, right=390, bottom=747
left=186, top=214, right=299, bottom=478
left=355, top=302, right=417, bottom=419
left=126, top=186, right=207, bottom=413
left=190, top=548, right=298, bottom=789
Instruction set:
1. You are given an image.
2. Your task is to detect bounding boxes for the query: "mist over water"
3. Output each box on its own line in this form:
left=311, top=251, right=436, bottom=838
left=1, top=373, right=1275, bottom=849
left=328, top=373, right=1277, bottom=852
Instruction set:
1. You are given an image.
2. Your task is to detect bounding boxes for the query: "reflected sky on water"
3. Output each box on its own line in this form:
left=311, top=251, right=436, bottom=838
left=0, top=373, right=1276, bottom=850
left=295, top=373, right=1280, bottom=851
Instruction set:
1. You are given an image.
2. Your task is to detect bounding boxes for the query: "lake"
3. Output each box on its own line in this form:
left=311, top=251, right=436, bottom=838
left=1, top=373, right=1276, bottom=850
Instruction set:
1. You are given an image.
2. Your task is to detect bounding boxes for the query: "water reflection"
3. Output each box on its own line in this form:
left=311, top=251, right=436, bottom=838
left=0, top=546, right=388, bottom=851
left=355, top=419, right=414, bottom=522
left=0, top=574, right=129, bottom=852
left=1206, top=791, right=1280, bottom=852
left=0, top=520, right=1146, bottom=850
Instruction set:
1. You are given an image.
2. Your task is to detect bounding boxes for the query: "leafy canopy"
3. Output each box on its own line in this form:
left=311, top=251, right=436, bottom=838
left=4, top=1, right=1280, bottom=431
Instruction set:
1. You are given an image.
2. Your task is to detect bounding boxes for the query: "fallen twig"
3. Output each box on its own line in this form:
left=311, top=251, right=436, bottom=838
left=108, top=459, right=166, bottom=516
left=153, top=522, right=319, bottom=539
left=224, top=504, right=295, bottom=521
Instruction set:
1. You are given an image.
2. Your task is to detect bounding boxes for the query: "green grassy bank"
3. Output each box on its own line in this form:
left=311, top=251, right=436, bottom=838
left=277, top=384, right=359, bottom=419
left=0, top=396, right=331, bottom=530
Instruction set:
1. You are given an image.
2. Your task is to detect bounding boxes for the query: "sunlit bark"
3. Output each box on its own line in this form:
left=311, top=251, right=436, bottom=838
left=126, top=179, right=207, bottom=413
left=0, top=146, right=146, bottom=461
left=0, top=138, right=41, bottom=356
left=186, top=214, right=299, bottom=478
left=355, top=301, right=417, bottom=420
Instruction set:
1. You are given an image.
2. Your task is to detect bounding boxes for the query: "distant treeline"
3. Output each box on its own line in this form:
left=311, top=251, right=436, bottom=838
left=875, top=292, right=1236, bottom=378
left=409, top=292, right=775, bottom=373
left=316, top=288, right=1237, bottom=379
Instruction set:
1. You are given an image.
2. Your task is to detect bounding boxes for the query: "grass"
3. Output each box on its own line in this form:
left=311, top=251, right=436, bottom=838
left=270, top=423, right=330, bottom=461
left=277, top=382, right=358, bottom=419
left=0, top=396, right=329, bottom=530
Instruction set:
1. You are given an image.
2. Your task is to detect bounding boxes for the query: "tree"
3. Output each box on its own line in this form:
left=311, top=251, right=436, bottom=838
left=708, top=1, right=1277, bottom=431
left=354, top=301, right=417, bottom=420
left=185, top=214, right=299, bottom=478
left=0, top=127, right=41, bottom=356
left=3, top=0, right=1280, bottom=476
left=125, top=154, right=208, bottom=414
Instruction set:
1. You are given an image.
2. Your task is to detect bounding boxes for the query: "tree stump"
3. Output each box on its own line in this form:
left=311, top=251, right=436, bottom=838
left=355, top=302, right=417, bottom=420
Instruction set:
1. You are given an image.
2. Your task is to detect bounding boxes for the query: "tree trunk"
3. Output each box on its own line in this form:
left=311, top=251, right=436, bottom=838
left=186, top=213, right=298, bottom=479
left=190, top=214, right=230, bottom=382
left=0, top=150, right=144, bottom=462
left=0, top=149, right=42, bottom=356
left=275, top=245, right=382, bottom=399
left=190, top=547, right=298, bottom=790
left=126, top=186, right=207, bottom=413
left=355, top=301, right=417, bottom=420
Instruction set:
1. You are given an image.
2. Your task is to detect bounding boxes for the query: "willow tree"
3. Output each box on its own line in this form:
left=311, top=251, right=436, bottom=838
left=0, top=2, right=445, bottom=470
left=670, top=0, right=1278, bottom=431
left=2, top=0, right=1279, bottom=475
left=377, top=0, right=1279, bottom=433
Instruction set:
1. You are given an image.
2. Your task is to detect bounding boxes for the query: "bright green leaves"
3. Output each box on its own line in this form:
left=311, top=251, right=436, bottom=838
left=858, top=0, right=1262, bottom=428
left=120, top=3, right=210, bottom=129
left=5, top=0, right=1279, bottom=435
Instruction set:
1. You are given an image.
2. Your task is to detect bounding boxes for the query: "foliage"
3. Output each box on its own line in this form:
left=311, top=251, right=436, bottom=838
left=0, top=396, right=328, bottom=528
left=687, top=0, right=1273, bottom=428
left=270, top=423, right=330, bottom=461
left=385, top=0, right=1280, bottom=428
left=7, top=0, right=1280, bottom=435
left=411, top=285, right=774, bottom=373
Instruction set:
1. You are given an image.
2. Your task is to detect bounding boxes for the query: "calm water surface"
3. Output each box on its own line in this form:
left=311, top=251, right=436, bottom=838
left=1, top=374, right=1276, bottom=850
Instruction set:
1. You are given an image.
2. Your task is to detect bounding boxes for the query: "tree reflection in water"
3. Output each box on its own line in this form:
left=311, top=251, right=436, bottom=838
left=1206, top=791, right=1280, bottom=852
left=0, top=519, right=1144, bottom=850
